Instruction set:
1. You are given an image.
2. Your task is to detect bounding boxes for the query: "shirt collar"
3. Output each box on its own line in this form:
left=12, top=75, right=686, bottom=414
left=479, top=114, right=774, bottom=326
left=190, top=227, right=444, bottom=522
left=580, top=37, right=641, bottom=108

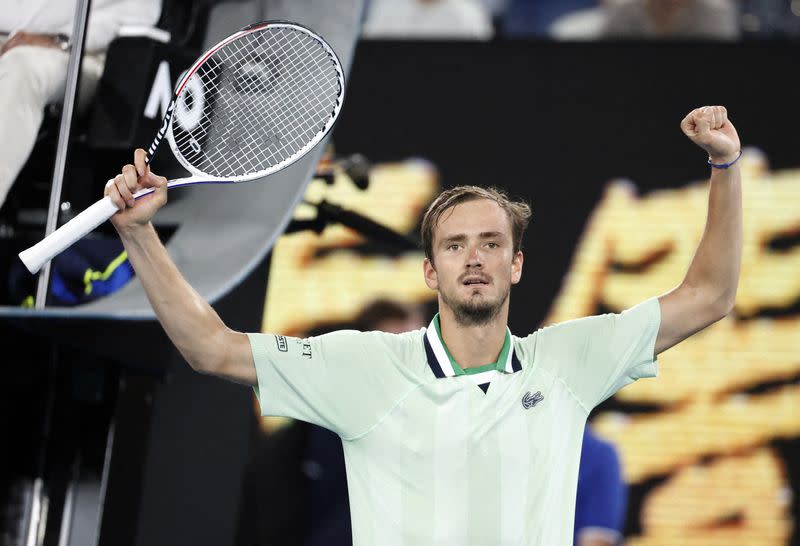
left=423, top=313, right=522, bottom=379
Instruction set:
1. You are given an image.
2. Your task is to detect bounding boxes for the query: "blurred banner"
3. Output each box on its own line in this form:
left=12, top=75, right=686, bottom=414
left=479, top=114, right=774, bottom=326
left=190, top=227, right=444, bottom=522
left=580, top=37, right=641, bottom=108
left=262, top=41, right=800, bottom=544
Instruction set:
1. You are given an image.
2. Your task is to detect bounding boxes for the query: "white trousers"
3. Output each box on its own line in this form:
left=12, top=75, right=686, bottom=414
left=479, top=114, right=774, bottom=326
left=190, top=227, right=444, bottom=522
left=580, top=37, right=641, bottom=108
left=0, top=35, right=104, bottom=208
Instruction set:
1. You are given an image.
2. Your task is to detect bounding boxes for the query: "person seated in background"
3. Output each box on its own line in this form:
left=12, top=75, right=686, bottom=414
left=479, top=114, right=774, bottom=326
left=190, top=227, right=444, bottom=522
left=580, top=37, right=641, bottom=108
left=501, top=0, right=600, bottom=38
left=361, top=0, right=494, bottom=40
left=575, top=425, right=628, bottom=546
left=0, top=0, right=162, bottom=209
left=602, top=0, right=740, bottom=40
left=503, top=0, right=740, bottom=41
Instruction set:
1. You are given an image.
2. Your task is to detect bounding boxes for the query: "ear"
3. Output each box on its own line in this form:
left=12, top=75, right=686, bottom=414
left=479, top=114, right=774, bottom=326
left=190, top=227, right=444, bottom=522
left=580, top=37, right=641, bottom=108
left=423, top=258, right=439, bottom=290
left=511, top=250, right=523, bottom=285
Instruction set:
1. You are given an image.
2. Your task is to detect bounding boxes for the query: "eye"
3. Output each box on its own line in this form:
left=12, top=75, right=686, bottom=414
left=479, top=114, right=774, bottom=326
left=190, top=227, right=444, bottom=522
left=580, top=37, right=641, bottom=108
left=447, top=243, right=461, bottom=251
left=486, top=242, right=499, bottom=249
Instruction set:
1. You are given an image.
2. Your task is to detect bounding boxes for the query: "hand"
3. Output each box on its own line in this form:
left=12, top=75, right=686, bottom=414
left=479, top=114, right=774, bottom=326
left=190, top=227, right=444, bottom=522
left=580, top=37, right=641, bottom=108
left=106, top=148, right=168, bottom=233
left=0, top=32, right=62, bottom=55
left=680, top=105, right=741, bottom=164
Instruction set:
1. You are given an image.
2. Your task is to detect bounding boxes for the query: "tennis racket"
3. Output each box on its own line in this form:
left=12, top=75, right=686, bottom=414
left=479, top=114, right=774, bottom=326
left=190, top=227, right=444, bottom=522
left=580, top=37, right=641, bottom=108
left=19, top=20, right=345, bottom=274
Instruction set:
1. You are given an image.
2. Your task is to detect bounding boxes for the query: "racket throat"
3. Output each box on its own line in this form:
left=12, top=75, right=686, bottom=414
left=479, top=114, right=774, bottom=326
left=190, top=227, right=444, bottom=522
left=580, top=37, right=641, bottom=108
left=147, top=98, right=177, bottom=163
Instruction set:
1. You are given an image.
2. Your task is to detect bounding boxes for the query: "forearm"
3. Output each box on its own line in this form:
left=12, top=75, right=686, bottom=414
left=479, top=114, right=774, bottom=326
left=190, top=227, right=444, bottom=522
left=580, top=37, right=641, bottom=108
left=682, top=161, right=742, bottom=313
left=119, top=222, right=231, bottom=372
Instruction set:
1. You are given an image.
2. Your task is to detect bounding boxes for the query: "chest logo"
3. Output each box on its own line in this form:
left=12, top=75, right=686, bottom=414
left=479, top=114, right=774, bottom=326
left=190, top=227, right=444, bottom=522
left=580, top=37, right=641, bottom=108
left=522, top=390, right=544, bottom=409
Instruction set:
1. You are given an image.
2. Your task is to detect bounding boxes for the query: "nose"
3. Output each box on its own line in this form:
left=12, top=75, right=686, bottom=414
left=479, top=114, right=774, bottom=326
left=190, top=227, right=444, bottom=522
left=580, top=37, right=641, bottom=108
left=466, top=245, right=483, bottom=267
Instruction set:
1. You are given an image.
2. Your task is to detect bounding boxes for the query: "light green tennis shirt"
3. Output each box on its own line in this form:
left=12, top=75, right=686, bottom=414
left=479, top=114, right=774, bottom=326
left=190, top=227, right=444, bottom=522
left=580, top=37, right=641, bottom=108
left=248, top=298, right=660, bottom=546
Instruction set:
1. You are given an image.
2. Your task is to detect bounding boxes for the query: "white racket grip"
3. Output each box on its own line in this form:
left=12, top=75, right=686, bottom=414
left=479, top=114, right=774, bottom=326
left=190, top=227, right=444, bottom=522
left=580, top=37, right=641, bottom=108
left=18, top=196, right=121, bottom=274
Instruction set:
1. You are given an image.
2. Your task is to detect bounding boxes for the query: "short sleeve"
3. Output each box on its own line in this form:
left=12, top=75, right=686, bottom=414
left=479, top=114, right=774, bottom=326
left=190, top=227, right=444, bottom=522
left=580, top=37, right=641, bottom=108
left=247, top=330, right=420, bottom=439
left=528, top=298, right=660, bottom=410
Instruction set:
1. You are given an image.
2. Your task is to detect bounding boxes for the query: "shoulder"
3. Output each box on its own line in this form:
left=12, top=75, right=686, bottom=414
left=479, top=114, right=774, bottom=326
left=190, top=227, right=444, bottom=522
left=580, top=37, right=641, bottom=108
left=314, top=328, right=429, bottom=376
left=513, top=313, right=609, bottom=356
left=520, top=299, right=660, bottom=347
left=334, top=328, right=425, bottom=353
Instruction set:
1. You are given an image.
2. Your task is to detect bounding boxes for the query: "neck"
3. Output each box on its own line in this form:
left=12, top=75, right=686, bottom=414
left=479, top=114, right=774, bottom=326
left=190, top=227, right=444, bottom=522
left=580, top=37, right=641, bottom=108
left=437, top=300, right=509, bottom=369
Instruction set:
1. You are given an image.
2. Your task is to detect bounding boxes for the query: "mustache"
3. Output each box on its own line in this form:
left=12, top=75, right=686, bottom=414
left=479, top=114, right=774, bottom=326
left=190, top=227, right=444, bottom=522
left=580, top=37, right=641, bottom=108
left=459, top=273, right=491, bottom=284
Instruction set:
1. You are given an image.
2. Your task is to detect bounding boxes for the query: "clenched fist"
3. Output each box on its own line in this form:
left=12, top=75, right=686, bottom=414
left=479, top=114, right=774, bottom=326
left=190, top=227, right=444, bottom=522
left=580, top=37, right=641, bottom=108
left=680, top=106, right=741, bottom=165
left=105, top=148, right=168, bottom=234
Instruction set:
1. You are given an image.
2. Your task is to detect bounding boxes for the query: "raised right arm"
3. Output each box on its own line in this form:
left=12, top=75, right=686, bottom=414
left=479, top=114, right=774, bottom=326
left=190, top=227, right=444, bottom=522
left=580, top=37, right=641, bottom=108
left=106, top=148, right=256, bottom=386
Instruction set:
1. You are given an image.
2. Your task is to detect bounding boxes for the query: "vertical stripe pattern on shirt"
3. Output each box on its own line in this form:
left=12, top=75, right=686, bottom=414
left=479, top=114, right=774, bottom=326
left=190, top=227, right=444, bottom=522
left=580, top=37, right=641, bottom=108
left=433, top=387, right=469, bottom=544
left=497, top=388, right=531, bottom=544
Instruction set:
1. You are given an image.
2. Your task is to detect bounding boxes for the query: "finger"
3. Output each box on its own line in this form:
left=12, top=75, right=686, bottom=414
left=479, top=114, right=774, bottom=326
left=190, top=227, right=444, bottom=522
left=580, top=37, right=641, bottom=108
left=105, top=177, right=126, bottom=210
left=141, top=172, right=167, bottom=189
left=134, top=148, right=148, bottom=177
left=714, top=105, right=728, bottom=129
left=680, top=108, right=702, bottom=135
left=707, top=106, right=722, bottom=129
left=121, top=164, right=140, bottom=205
left=115, top=172, right=135, bottom=208
left=695, top=106, right=712, bottom=135
left=152, top=175, right=169, bottom=206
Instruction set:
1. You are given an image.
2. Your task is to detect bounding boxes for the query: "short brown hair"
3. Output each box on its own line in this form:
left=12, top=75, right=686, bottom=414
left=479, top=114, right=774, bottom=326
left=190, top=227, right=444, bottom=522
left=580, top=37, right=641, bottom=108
left=421, top=185, right=532, bottom=262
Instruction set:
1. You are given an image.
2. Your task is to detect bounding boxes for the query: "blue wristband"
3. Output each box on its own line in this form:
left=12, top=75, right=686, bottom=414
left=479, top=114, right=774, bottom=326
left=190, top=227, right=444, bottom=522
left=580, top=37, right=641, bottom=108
left=708, top=150, right=742, bottom=169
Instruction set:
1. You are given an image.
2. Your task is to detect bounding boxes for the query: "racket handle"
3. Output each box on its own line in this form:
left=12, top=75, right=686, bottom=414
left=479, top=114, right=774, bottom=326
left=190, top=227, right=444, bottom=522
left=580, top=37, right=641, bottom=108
left=18, top=196, right=120, bottom=274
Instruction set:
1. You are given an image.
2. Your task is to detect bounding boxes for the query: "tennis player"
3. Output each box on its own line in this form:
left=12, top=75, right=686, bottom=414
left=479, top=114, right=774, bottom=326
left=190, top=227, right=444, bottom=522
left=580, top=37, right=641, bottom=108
left=106, top=105, right=741, bottom=545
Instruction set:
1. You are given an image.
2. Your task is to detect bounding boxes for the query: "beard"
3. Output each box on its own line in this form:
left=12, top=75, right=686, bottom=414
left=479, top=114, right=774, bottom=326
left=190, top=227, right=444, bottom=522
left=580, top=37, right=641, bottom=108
left=440, top=283, right=510, bottom=327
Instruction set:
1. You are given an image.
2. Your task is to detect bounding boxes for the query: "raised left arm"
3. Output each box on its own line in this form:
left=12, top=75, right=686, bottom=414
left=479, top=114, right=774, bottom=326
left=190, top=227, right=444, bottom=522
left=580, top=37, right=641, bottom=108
left=655, top=105, right=742, bottom=355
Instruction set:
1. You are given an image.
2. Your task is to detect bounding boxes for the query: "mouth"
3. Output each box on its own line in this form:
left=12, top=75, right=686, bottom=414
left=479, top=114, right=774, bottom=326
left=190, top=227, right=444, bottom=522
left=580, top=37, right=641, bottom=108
left=461, top=276, right=490, bottom=287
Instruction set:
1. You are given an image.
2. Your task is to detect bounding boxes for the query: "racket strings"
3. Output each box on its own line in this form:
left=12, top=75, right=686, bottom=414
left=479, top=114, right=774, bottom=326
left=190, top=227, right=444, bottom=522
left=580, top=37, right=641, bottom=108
left=234, top=32, right=339, bottom=167
left=270, top=37, right=342, bottom=154
left=170, top=26, right=342, bottom=179
left=205, top=33, right=335, bottom=173
left=173, top=31, right=310, bottom=172
left=221, top=32, right=339, bottom=172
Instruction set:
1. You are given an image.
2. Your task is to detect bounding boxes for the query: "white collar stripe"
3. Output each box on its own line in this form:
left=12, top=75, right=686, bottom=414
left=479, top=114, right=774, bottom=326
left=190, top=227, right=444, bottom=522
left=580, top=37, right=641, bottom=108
left=503, top=343, right=514, bottom=373
left=425, top=323, right=457, bottom=377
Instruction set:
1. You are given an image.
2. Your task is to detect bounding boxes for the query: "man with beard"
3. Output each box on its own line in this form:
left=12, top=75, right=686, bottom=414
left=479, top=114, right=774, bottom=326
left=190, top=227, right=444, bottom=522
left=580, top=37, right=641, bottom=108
left=105, top=105, right=742, bottom=544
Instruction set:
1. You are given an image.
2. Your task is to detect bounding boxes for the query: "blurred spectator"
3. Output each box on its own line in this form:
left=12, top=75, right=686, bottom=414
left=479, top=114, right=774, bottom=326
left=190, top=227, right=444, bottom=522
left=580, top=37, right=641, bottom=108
left=362, top=0, right=494, bottom=40
left=478, top=0, right=511, bottom=18
left=502, top=0, right=600, bottom=38
left=502, top=0, right=743, bottom=41
left=549, top=2, right=612, bottom=40
left=740, top=0, right=800, bottom=39
left=575, top=425, right=628, bottom=546
left=352, top=297, right=427, bottom=333
left=602, top=0, right=740, bottom=40
left=0, top=0, right=162, bottom=209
